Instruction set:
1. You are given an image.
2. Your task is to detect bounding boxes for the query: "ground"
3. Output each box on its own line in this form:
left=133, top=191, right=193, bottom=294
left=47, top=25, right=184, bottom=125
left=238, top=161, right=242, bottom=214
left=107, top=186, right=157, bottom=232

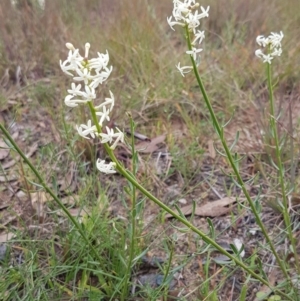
left=1, top=0, right=300, bottom=300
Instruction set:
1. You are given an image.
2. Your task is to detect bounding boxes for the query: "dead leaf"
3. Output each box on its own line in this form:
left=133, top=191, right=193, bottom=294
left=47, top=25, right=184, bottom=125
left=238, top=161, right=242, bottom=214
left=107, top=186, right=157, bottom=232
left=0, top=232, right=15, bottom=243
left=31, top=191, right=50, bottom=220
left=58, top=161, right=76, bottom=192
left=0, top=191, right=11, bottom=209
left=1, top=157, right=19, bottom=169
left=166, top=197, right=236, bottom=218
left=136, top=134, right=166, bottom=153
left=68, top=207, right=89, bottom=217
left=207, top=139, right=216, bottom=159
left=0, top=174, right=18, bottom=182
left=124, top=129, right=151, bottom=141
left=254, top=268, right=277, bottom=301
left=26, top=143, right=38, bottom=158
left=2, top=142, right=38, bottom=170
left=56, top=207, right=90, bottom=223
left=0, top=140, right=9, bottom=160
left=61, top=195, right=80, bottom=206
left=0, top=204, right=9, bottom=210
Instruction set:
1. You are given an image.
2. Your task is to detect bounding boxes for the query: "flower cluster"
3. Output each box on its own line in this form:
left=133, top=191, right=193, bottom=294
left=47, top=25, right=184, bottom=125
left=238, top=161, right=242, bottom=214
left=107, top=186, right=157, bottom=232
left=255, top=31, right=283, bottom=64
left=167, top=0, right=209, bottom=77
left=60, top=43, right=124, bottom=174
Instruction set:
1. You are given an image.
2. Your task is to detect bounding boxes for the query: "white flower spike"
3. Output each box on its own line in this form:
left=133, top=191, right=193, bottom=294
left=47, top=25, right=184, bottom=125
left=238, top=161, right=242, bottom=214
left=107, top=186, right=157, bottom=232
left=60, top=42, right=125, bottom=175
left=168, top=0, right=209, bottom=33
left=168, top=1, right=209, bottom=72
left=255, top=31, right=283, bottom=64
left=96, top=159, right=117, bottom=174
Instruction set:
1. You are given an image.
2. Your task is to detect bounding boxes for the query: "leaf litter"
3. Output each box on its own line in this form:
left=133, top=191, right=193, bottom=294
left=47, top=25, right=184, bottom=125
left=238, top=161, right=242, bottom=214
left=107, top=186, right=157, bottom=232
left=166, top=196, right=237, bottom=218
left=0, top=26, right=300, bottom=301
left=1, top=98, right=300, bottom=300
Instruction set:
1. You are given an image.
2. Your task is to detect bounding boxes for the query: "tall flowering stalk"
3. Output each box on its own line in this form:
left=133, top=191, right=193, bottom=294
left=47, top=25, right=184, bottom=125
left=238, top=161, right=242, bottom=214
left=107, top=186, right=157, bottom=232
left=255, top=31, right=283, bottom=64
left=167, top=0, right=294, bottom=297
left=255, top=32, right=300, bottom=272
left=60, top=42, right=124, bottom=174
left=167, top=0, right=209, bottom=76
left=56, top=40, right=283, bottom=298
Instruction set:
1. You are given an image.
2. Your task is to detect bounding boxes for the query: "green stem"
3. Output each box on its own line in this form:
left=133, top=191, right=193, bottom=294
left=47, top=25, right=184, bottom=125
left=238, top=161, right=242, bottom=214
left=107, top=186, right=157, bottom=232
left=121, top=116, right=137, bottom=300
left=162, top=241, right=174, bottom=301
left=84, top=104, right=292, bottom=300
left=0, top=123, right=103, bottom=265
left=184, top=25, right=290, bottom=282
left=266, top=62, right=300, bottom=271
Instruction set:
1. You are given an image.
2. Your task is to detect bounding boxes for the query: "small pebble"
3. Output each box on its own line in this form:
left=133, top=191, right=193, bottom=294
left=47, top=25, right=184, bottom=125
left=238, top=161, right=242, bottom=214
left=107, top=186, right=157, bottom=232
left=178, top=198, right=187, bottom=205
left=0, top=244, right=7, bottom=261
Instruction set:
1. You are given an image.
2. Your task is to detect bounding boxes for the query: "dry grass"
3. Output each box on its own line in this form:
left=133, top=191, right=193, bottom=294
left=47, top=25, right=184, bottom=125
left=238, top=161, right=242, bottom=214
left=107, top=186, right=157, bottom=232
left=1, top=0, right=300, bottom=300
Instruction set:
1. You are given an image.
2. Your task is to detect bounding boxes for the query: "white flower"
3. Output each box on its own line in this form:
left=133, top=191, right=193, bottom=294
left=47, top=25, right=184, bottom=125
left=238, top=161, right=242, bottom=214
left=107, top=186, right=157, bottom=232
left=60, top=48, right=84, bottom=76
left=96, top=159, right=116, bottom=174
left=198, top=6, right=210, bottom=19
left=173, top=0, right=197, bottom=22
left=60, top=43, right=124, bottom=175
left=65, top=84, right=96, bottom=106
left=192, top=30, right=205, bottom=45
left=256, top=35, right=269, bottom=47
left=167, top=16, right=185, bottom=31
left=37, top=0, right=45, bottom=10
left=186, top=11, right=200, bottom=33
left=99, top=126, right=115, bottom=144
left=269, top=31, right=284, bottom=49
left=186, top=47, right=203, bottom=60
left=96, top=105, right=111, bottom=126
left=88, top=50, right=110, bottom=70
left=90, top=66, right=113, bottom=89
left=94, top=90, right=115, bottom=111
left=64, top=94, right=88, bottom=107
left=255, top=31, right=283, bottom=64
left=176, top=62, right=193, bottom=77
left=67, top=83, right=83, bottom=96
left=168, top=1, right=209, bottom=72
left=263, top=54, right=273, bottom=64
left=233, top=238, right=245, bottom=258
left=110, top=127, right=124, bottom=150
left=168, top=0, right=209, bottom=33
left=73, top=68, right=93, bottom=85
left=76, top=120, right=97, bottom=139
left=99, top=126, right=124, bottom=149
left=270, top=47, right=282, bottom=57
left=255, top=50, right=274, bottom=64
left=81, top=85, right=96, bottom=101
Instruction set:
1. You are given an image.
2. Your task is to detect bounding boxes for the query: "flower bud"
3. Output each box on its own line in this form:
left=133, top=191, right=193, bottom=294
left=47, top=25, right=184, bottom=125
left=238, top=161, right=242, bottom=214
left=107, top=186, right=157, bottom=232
left=85, top=43, right=91, bottom=58
left=66, top=43, right=75, bottom=50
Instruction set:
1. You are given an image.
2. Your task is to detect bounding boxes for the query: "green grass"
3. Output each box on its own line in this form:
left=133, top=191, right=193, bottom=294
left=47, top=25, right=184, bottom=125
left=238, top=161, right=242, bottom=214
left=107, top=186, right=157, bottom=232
left=1, top=0, right=300, bottom=300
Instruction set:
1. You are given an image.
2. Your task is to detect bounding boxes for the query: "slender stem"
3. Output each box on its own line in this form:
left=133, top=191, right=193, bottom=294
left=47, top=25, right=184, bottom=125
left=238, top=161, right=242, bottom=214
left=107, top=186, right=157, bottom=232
left=267, top=62, right=300, bottom=271
left=184, top=26, right=290, bottom=280
left=107, top=145, right=292, bottom=300
left=121, top=116, right=137, bottom=300
left=162, top=240, right=174, bottom=301
left=86, top=94, right=292, bottom=299
left=0, top=123, right=104, bottom=265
